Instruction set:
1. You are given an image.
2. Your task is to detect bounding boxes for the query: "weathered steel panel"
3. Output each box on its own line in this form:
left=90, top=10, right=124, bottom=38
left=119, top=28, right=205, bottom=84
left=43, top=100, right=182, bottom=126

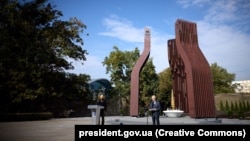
left=130, top=28, right=151, bottom=116
left=168, top=19, right=216, bottom=118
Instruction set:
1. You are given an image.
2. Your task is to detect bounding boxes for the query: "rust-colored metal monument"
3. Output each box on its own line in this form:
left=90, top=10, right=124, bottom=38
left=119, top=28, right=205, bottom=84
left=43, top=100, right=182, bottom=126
left=168, top=19, right=216, bottom=118
left=130, top=27, right=151, bottom=117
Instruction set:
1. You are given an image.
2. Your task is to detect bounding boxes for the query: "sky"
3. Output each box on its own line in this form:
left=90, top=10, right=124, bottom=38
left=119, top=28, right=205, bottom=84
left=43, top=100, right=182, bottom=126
left=50, top=0, right=250, bottom=81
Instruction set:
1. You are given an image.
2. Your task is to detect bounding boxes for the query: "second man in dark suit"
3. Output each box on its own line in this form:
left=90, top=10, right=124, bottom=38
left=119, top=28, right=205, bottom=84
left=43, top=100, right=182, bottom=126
left=149, top=95, right=161, bottom=125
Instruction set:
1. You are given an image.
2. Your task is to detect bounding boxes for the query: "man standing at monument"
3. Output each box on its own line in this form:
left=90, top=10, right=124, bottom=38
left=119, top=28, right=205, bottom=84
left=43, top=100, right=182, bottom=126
left=149, top=95, right=161, bottom=125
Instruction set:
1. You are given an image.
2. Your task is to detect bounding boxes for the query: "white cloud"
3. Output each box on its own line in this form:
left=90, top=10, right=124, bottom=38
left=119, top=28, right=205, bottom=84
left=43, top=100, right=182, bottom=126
left=99, top=15, right=174, bottom=74
left=99, top=15, right=144, bottom=43
left=98, top=14, right=250, bottom=80
left=177, top=0, right=211, bottom=8
left=178, top=0, right=250, bottom=32
left=197, top=21, right=250, bottom=73
left=177, top=0, right=250, bottom=80
left=69, top=0, right=250, bottom=81
left=150, top=29, right=174, bottom=73
left=204, top=0, right=249, bottom=25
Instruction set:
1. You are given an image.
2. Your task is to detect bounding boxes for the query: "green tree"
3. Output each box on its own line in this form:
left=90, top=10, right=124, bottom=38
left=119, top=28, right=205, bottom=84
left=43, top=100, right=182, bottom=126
left=234, top=101, right=239, bottom=112
left=238, top=101, right=244, bottom=118
left=225, top=100, right=229, bottom=112
left=210, top=63, right=235, bottom=94
left=224, top=100, right=233, bottom=118
left=139, top=58, right=159, bottom=107
left=158, top=68, right=172, bottom=109
left=230, top=101, right=235, bottom=112
left=102, top=46, right=159, bottom=114
left=102, top=46, right=139, bottom=98
left=219, top=100, right=225, bottom=111
left=246, top=101, right=250, bottom=111
left=0, top=0, right=89, bottom=113
left=242, top=101, right=247, bottom=112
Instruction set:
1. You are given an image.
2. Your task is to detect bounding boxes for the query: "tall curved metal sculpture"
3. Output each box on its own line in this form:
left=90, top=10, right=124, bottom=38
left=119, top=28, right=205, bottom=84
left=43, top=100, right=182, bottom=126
left=130, top=27, right=151, bottom=117
left=168, top=19, right=216, bottom=118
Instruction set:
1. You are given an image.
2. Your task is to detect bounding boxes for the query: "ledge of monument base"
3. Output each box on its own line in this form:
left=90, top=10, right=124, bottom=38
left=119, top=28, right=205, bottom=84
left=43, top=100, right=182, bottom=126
left=195, top=118, right=222, bottom=124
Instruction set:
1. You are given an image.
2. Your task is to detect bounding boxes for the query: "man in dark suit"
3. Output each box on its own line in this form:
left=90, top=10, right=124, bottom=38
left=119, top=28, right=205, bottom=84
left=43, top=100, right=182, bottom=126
left=149, top=95, right=161, bottom=125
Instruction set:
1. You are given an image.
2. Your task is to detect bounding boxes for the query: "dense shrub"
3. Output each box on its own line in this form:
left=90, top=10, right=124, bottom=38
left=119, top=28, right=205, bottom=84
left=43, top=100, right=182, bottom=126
left=218, top=100, right=250, bottom=119
left=225, top=100, right=229, bottom=112
left=230, top=101, right=235, bottom=112
left=219, top=100, right=224, bottom=111
left=247, top=101, right=250, bottom=111
left=234, top=101, right=238, bottom=112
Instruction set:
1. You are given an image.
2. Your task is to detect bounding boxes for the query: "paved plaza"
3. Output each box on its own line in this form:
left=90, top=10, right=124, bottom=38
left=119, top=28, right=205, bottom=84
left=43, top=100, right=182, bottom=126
left=0, top=115, right=249, bottom=141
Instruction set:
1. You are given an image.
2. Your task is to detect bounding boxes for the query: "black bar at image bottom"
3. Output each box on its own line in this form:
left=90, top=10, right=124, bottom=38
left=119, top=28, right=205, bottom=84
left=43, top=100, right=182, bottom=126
left=75, top=125, right=250, bottom=140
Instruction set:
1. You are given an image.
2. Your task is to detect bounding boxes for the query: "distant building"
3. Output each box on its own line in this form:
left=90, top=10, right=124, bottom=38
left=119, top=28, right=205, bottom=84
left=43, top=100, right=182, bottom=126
left=232, top=80, right=250, bottom=93
left=88, top=78, right=113, bottom=100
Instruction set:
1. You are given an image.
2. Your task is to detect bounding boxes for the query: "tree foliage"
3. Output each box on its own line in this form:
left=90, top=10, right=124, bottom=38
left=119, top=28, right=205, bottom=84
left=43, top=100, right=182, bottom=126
left=219, top=100, right=225, bottom=111
left=0, top=0, right=90, bottom=113
left=225, top=100, right=229, bottom=111
left=139, top=58, right=159, bottom=107
left=102, top=46, right=159, bottom=111
left=103, top=46, right=139, bottom=98
left=210, top=63, right=235, bottom=94
left=158, top=68, right=172, bottom=109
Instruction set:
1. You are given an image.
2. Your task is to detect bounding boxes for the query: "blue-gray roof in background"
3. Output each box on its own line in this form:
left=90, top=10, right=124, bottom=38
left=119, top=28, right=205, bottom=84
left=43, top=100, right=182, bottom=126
left=88, top=78, right=112, bottom=91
